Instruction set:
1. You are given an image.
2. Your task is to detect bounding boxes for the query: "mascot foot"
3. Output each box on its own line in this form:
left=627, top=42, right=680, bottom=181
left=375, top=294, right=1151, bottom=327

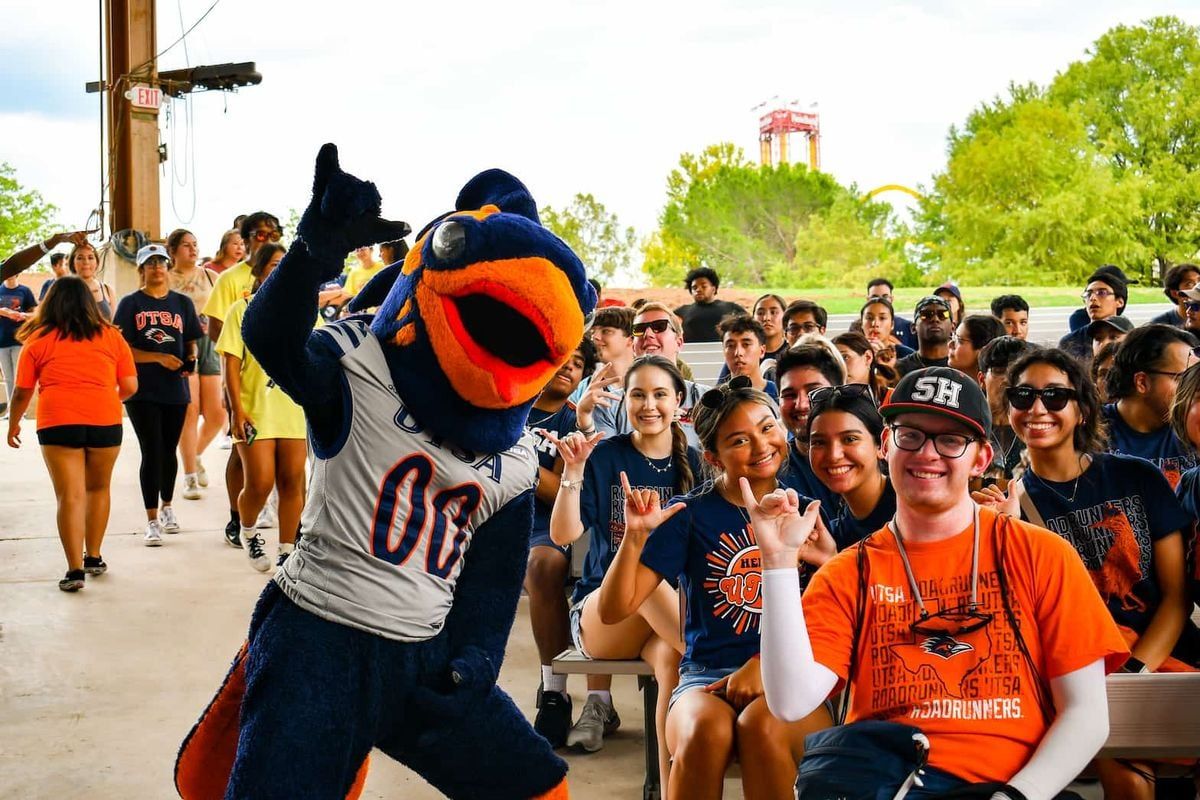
left=531, top=777, right=569, bottom=800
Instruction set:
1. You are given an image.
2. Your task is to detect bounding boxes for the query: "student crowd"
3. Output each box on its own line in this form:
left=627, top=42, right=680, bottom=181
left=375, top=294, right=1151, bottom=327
left=4, top=229, right=1200, bottom=798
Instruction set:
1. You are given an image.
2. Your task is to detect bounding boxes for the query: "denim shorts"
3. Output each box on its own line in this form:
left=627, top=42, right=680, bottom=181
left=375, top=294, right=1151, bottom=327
left=529, top=527, right=569, bottom=559
left=568, top=593, right=591, bottom=659
left=669, top=662, right=740, bottom=709
left=196, top=334, right=221, bottom=376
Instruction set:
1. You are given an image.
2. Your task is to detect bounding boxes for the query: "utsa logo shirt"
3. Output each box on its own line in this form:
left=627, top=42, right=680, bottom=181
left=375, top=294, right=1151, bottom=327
left=275, top=319, right=537, bottom=641
left=111, top=289, right=203, bottom=405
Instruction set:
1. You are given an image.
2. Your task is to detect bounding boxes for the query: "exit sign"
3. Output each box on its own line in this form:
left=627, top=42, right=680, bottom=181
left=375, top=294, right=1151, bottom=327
left=127, top=84, right=162, bottom=110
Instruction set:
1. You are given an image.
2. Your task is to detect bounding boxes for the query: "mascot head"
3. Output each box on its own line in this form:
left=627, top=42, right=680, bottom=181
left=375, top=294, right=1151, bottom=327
left=348, top=169, right=597, bottom=453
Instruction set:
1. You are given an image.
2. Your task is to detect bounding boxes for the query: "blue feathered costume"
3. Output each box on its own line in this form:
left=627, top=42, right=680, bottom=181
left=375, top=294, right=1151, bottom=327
left=175, top=144, right=596, bottom=800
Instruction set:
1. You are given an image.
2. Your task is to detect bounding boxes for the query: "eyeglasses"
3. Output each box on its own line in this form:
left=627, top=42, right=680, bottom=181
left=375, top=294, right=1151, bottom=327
left=700, top=375, right=753, bottom=409
left=1006, top=385, right=1077, bottom=411
left=251, top=229, right=282, bottom=243
left=632, top=319, right=672, bottom=338
left=890, top=424, right=977, bottom=458
left=1081, top=288, right=1114, bottom=301
left=950, top=335, right=973, bottom=348
left=911, top=605, right=995, bottom=638
left=917, top=309, right=949, bottom=321
left=1186, top=303, right=1200, bottom=313
left=1146, top=369, right=1188, bottom=380
left=809, top=383, right=877, bottom=410
left=786, top=322, right=822, bottom=336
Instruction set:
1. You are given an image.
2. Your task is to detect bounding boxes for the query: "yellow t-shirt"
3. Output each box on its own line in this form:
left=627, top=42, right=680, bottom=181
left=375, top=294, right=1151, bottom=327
left=344, top=262, right=385, bottom=297
left=202, top=262, right=254, bottom=324
left=215, top=297, right=309, bottom=441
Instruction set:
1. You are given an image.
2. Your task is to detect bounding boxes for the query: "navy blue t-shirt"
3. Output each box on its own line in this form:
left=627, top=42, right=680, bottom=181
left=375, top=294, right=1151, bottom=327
left=574, top=433, right=703, bottom=602
left=781, top=442, right=844, bottom=527
left=641, top=483, right=771, bottom=671
left=1023, top=452, right=1193, bottom=637
left=829, top=479, right=897, bottom=551
left=527, top=403, right=577, bottom=542
left=1148, top=308, right=1184, bottom=328
left=1102, top=403, right=1197, bottom=489
left=113, top=289, right=203, bottom=405
left=0, top=284, right=36, bottom=347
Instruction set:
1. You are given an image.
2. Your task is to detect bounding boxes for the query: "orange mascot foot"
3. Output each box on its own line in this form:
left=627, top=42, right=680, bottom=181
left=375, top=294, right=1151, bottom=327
left=531, top=777, right=569, bottom=800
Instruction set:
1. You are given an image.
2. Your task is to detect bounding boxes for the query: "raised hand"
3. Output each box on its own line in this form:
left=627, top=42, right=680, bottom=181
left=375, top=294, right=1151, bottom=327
left=574, top=363, right=621, bottom=430
left=296, top=144, right=411, bottom=267
left=738, top=477, right=823, bottom=570
left=621, top=471, right=685, bottom=542
left=971, top=481, right=1020, bottom=517
left=542, top=430, right=603, bottom=471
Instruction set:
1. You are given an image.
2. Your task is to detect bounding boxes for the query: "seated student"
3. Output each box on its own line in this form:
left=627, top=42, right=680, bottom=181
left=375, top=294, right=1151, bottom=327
left=776, top=344, right=847, bottom=526
left=523, top=338, right=596, bottom=747
left=751, top=294, right=790, bottom=362
left=860, top=297, right=915, bottom=373
left=568, top=305, right=635, bottom=406
left=806, top=383, right=896, bottom=550
left=758, top=366, right=1129, bottom=800
left=977, top=347, right=1199, bottom=800
left=977, top=336, right=1036, bottom=488
left=782, top=299, right=827, bottom=347
left=1061, top=266, right=1130, bottom=360
left=833, top=330, right=898, bottom=404
left=1149, top=263, right=1199, bottom=328
left=935, top=281, right=965, bottom=325
left=717, top=314, right=778, bottom=399
left=1092, top=341, right=1119, bottom=405
left=866, top=277, right=917, bottom=349
left=596, top=376, right=832, bottom=800
left=895, top=295, right=954, bottom=377
left=547, top=356, right=700, bottom=772
left=949, top=314, right=1005, bottom=377
left=1103, top=324, right=1199, bottom=489
left=1088, top=315, right=1133, bottom=358
left=991, top=294, right=1030, bottom=340
left=1169, top=364, right=1200, bottom=610
left=674, top=267, right=746, bottom=344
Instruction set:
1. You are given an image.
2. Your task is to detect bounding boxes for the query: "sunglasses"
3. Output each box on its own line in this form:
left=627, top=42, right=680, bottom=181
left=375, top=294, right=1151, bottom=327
left=700, top=375, right=753, bottom=409
left=786, top=322, right=822, bottom=336
left=251, top=229, right=282, bottom=243
left=910, top=605, right=994, bottom=638
left=632, top=319, right=672, bottom=338
left=918, top=309, right=949, bottom=321
left=809, top=383, right=876, bottom=410
left=1006, top=385, right=1077, bottom=412
left=1186, top=302, right=1200, bottom=313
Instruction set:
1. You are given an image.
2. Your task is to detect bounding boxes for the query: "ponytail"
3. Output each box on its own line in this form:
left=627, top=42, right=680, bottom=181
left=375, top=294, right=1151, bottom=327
left=671, top=421, right=694, bottom=496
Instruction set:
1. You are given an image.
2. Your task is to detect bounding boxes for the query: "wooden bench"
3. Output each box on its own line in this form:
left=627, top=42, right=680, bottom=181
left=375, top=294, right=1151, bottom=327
left=552, top=649, right=661, bottom=800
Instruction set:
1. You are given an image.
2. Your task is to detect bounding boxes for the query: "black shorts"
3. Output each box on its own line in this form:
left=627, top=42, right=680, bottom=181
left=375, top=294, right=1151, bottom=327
left=37, top=424, right=124, bottom=448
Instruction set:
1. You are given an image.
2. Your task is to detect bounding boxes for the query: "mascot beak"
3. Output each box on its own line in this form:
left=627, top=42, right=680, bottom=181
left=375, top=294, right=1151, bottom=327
left=415, top=230, right=585, bottom=409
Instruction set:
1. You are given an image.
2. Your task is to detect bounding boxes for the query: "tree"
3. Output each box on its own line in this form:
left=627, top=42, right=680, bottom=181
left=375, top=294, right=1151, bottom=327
left=540, top=193, right=636, bottom=284
left=920, top=90, right=1148, bottom=285
left=0, top=163, right=57, bottom=259
left=1048, top=16, right=1200, bottom=273
left=785, top=195, right=910, bottom=289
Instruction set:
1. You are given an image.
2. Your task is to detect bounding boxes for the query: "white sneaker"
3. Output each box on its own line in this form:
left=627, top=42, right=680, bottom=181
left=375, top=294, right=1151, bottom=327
left=182, top=475, right=202, bottom=500
left=143, top=520, right=164, bottom=547
left=160, top=506, right=181, bottom=533
left=244, top=532, right=272, bottom=572
left=256, top=499, right=277, bottom=529
left=197, top=459, right=209, bottom=488
left=218, top=434, right=233, bottom=450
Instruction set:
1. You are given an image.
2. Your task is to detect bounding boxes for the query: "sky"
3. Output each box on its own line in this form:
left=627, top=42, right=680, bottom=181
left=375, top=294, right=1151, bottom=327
left=2, top=0, right=1198, bottom=285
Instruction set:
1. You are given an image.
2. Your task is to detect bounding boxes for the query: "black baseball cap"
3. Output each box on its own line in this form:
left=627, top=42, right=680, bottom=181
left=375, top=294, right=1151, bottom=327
left=1086, top=316, right=1134, bottom=338
left=914, top=295, right=951, bottom=315
left=880, top=366, right=991, bottom=438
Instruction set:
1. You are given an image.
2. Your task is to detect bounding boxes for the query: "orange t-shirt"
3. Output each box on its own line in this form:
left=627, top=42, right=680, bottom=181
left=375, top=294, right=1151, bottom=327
left=803, top=506, right=1128, bottom=784
left=16, top=327, right=136, bottom=430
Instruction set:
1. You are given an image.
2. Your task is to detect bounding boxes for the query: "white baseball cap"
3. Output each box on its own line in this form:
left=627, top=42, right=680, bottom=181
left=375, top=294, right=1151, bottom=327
left=136, top=243, right=169, bottom=266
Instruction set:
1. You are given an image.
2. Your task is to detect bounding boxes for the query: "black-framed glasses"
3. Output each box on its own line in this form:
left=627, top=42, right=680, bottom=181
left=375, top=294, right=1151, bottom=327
left=1081, top=288, right=1114, bottom=300
left=700, top=375, right=752, bottom=408
left=890, top=424, right=977, bottom=458
left=1006, top=385, right=1077, bottom=412
left=809, top=383, right=877, bottom=410
left=910, top=605, right=994, bottom=638
left=631, top=319, right=672, bottom=338
left=786, top=321, right=822, bottom=336
left=1146, top=369, right=1188, bottom=380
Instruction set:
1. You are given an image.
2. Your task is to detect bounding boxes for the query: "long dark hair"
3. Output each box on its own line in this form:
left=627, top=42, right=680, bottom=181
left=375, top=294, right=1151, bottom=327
left=1006, top=347, right=1107, bottom=455
left=18, top=275, right=111, bottom=342
left=249, top=242, right=287, bottom=289
left=832, top=330, right=896, bottom=400
left=692, top=379, right=779, bottom=481
left=624, top=355, right=694, bottom=496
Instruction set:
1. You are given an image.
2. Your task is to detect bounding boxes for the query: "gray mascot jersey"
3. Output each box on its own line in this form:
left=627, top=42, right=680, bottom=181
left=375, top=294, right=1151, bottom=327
left=274, top=319, right=538, bottom=641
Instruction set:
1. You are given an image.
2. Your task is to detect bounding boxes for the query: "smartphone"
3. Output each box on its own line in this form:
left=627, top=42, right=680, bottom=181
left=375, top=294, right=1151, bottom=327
left=243, top=421, right=258, bottom=445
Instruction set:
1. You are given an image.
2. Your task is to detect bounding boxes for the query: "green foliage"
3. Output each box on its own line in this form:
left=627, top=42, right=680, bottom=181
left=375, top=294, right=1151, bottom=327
left=645, top=143, right=898, bottom=287
left=0, top=163, right=57, bottom=258
left=921, top=17, right=1200, bottom=286
left=540, top=193, right=636, bottom=284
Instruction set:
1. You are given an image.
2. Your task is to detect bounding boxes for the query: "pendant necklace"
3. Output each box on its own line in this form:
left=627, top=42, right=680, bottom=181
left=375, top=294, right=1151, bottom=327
left=1028, top=454, right=1091, bottom=505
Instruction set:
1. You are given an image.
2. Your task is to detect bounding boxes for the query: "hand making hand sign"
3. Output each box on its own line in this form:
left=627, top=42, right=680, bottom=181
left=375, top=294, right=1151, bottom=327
left=737, top=477, right=831, bottom=570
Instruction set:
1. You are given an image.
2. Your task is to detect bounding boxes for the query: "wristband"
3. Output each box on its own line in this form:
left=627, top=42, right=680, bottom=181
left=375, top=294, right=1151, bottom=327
left=577, top=424, right=596, bottom=435
left=38, top=240, right=50, bottom=254
left=559, top=478, right=584, bottom=492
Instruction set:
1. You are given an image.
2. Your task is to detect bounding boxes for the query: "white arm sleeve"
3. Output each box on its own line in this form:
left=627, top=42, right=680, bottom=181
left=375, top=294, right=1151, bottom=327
left=761, top=568, right=839, bottom=721
left=1003, top=659, right=1109, bottom=800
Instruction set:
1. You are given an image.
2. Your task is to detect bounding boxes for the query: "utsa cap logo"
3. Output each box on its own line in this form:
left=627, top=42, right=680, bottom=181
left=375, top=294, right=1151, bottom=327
left=879, top=366, right=991, bottom=437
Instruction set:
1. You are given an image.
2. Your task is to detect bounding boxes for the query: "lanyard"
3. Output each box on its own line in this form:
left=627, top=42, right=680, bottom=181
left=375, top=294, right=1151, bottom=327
left=887, top=504, right=981, bottom=619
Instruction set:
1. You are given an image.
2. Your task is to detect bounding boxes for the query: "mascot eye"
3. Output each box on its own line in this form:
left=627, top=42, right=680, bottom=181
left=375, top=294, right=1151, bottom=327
left=431, top=221, right=467, bottom=262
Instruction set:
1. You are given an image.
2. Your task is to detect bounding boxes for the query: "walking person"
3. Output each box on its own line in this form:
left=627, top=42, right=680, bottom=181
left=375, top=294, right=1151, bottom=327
left=0, top=273, right=37, bottom=417
left=166, top=229, right=223, bottom=500
left=216, top=243, right=310, bottom=571
left=113, top=245, right=203, bottom=546
left=6, top=276, right=137, bottom=590
left=67, top=241, right=115, bottom=321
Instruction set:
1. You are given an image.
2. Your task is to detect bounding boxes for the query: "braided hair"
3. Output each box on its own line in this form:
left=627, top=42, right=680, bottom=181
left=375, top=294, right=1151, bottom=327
left=624, top=355, right=694, bottom=496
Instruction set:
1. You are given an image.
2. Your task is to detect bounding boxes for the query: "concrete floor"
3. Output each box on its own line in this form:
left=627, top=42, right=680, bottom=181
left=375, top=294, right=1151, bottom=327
left=0, top=421, right=675, bottom=799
